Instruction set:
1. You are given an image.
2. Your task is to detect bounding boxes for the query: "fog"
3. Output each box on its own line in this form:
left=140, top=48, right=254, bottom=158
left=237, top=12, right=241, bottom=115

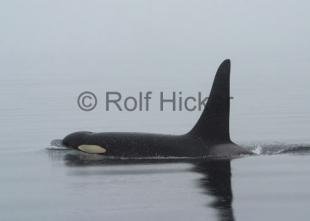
left=0, top=0, right=309, bottom=149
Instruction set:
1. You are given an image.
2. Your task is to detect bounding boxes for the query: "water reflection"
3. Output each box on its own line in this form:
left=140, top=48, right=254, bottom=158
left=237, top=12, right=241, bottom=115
left=53, top=151, right=235, bottom=221
left=193, top=160, right=234, bottom=221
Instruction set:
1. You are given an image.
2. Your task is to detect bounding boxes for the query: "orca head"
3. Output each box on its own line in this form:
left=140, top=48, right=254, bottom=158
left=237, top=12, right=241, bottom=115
left=62, top=131, right=93, bottom=149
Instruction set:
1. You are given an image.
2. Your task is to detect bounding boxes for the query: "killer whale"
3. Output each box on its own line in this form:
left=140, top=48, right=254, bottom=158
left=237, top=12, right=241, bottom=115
left=63, top=59, right=253, bottom=158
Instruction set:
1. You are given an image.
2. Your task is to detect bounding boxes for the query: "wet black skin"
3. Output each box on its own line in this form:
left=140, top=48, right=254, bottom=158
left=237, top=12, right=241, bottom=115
left=63, top=60, right=253, bottom=158
left=62, top=132, right=250, bottom=158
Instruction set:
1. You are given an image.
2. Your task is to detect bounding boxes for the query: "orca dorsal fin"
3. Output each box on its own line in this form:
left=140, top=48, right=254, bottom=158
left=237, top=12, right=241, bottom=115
left=189, top=59, right=231, bottom=143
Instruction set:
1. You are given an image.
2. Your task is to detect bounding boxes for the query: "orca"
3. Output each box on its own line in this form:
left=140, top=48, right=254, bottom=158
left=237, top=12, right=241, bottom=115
left=62, top=59, right=253, bottom=158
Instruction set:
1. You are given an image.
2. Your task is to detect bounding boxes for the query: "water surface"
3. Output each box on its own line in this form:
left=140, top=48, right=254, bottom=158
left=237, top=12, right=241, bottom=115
left=1, top=1, right=310, bottom=220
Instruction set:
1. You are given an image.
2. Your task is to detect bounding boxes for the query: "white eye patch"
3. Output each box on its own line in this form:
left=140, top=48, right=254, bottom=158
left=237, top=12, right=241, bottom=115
left=78, top=145, right=107, bottom=154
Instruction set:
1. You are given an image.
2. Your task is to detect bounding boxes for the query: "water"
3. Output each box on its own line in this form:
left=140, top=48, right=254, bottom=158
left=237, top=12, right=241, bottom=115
left=1, top=75, right=310, bottom=221
left=1, top=148, right=310, bottom=221
left=2, top=72, right=310, bottom=221
left=1, top=0, right=310, bottom=220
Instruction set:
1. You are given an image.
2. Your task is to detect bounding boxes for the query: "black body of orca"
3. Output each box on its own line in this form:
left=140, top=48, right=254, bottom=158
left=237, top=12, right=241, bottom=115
left=63, top=60, right=253, bottom=158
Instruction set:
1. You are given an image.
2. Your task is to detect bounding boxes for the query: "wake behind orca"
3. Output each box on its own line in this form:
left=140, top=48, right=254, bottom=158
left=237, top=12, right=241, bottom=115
left=62, top=60, right=253, bottom=158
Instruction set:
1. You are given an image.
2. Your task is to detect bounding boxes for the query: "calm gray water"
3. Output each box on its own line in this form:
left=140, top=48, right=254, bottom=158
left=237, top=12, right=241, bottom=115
left=1, top=71, right=309, bottom=221
left=1, top=1, right=310, bottom=220
left=1, top=149, right=310, bottom=221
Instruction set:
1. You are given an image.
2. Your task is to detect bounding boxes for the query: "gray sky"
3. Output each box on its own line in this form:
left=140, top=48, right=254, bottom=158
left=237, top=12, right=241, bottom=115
left=1, top=0, right=309, bottom=75
left=0, top=0, right=309, bottom=146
